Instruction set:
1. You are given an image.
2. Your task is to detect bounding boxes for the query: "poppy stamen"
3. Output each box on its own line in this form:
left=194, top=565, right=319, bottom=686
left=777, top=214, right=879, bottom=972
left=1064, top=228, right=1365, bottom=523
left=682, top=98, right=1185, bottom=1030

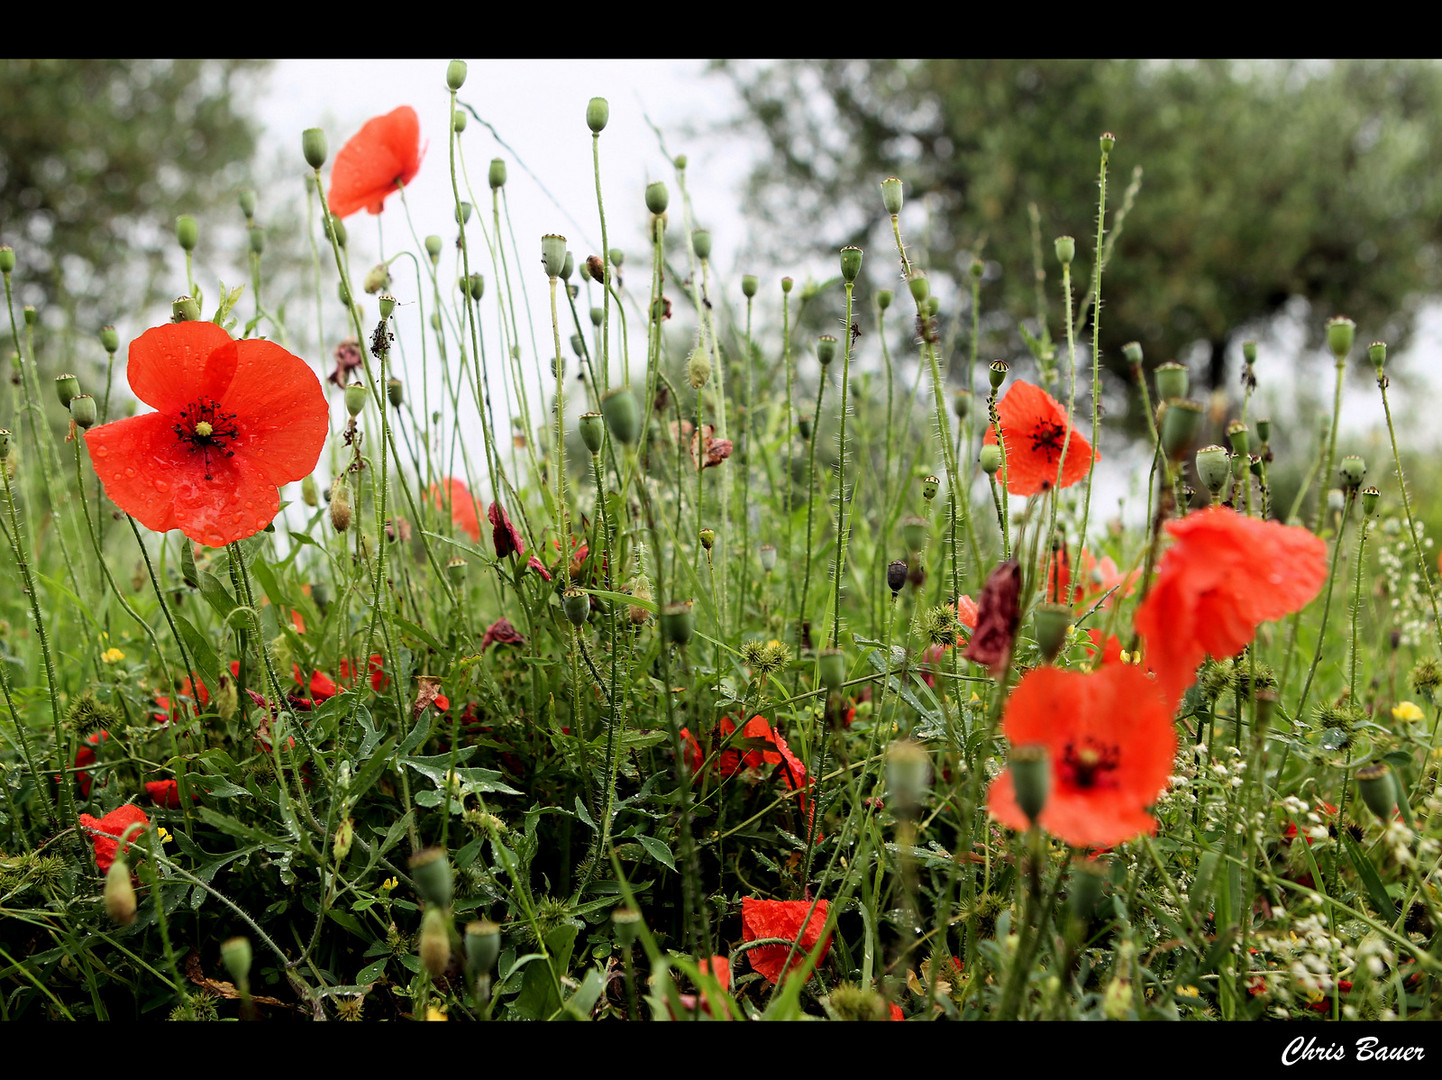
left=1030, top=419, right=1067, bottom=458
left=172, top=399, right=241, bottom=480
left=1059, top=738, right=1121, bottom=790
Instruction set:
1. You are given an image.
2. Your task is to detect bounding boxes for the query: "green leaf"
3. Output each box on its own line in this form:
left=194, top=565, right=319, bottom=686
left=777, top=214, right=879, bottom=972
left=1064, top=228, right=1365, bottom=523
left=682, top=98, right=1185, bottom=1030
left=514, top=925, right=577, bottom=1020
left=174, top=614, right=220, bottom=690
left=356, top=958, right=389, bottom=984
left=197, top=571, right=237, bottom=621
left=574, top=796, right=597, bottom=831
left=1343, top=832, right=1393, bottom=918
left=636, top=834, right=675, bottom=871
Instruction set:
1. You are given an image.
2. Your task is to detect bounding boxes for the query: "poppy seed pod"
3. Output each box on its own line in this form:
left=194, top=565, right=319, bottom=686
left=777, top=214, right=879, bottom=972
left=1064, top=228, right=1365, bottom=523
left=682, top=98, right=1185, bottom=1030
left=541, top=234, right=567, bottom=279
left=816, top=335, right=837, bottom=367
left=69, top=394, right=97, bottom=430
left=465, top=920, right=501, bottom=980
left=1242, top=340, right=1258, bottom=366
left=99, top=325, right=119, bottom=354
left=880, top=176, right=903, bottom=216
left=302, top=128, right=327, bottom=169
left=980, top=443, right=1003, bottom=476
left=447, top=59, right=467, bottom=91
left=578, top=412, right=604, bottom=455
left=1100, top=132, right=1116, bottom=154
left=563, top=588, right=590, bottom=627
left=818, top=649, right=846, bottom=693
left=410, top=847, right=455, bottom=908
left=693, top=229, right=712, bottom=260
left=908, top=272, right=928, bottom=303
left=1256, top=417, right=1272, bottom=444
left=172, top=296, right=200, bottom=323
left=613, top=906, right=642, bottom=947
left=0, top=246, right=13, bottom=274
left=1154, top=362, right=1188, bottom=402
left=886, top=559, right=908, bottom=595
left=420, top=906, right=451, bottom=978
left=1160, top=399, right=1205, bottom=460
left=176, top=215, right=198, bottom=252
left=781, top=276, right=793, bottom=294
left=645, top=181, right=669, bottom=215
left=1054, top=235, right=1075, bottom=266
left=921, top=475, right=939, bottom=502
left=452, top=110, right=467, bottom=134
left=1362, top=486, right=1380, bottom=516
left=467, top=273, right=485, bottom=301
left=1339, top=455, right=1366, bottom=490
left=589, top=305, right=604, bottom=327
left=249, top=226, right=265, bottom=255
left=988, top=360, right=1009, bottom=391
left=344, top=383, right=367, bottom=418
left=1355, top=761, right=1397, bottom=821
left=1195, top=445, right=1231, bottom=497
left=23, top=305, right=36, bottom=326
left=1326, top=316, right=1356, bottom=360
left=489, top=158, right=507, bottom=189
left=901, top=516, right=928, bottom=554
left=1369, top=341, right=1387, bottom=374
left=742, top=274, right=758, bottom=299
left=839, top=245, right=863, bottom=283
left=220, top=937, right=252, bottom=986
left=759, top=544, right=777, bottom=572
left=1122, top=341, right=1143, bottom=367
left=104, top=856, right=137, bottom=926
left=585, top=95, right=610, bottom=133
left=877, top=289, right=893, bottom=311
left=1032, top=603, right=1073, bottom=662
left=329, top=478, right=352, bottom=533
left=1225, top=420, right=1249, bottom=457
left=446, top=556, right=466, bottom=586
left=601, top=387, right=640, bottom=445
left=55, top=373, right=80, bottom=409
left=660, top=601, right=694, bottom=645
left=886, top=739, right=930, bottom=814
left=1010, top=744, right=1050, bottom=825
left=953, top=389, right=972, bottom=419
left=378, top=293, right=396, bottom=320
left=699, top=528, right=715, bottom=552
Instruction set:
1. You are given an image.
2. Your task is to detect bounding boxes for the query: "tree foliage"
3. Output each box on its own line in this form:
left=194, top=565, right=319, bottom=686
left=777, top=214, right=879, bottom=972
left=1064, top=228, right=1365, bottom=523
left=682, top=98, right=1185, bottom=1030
left=723, top=60, right=1442, bottom=391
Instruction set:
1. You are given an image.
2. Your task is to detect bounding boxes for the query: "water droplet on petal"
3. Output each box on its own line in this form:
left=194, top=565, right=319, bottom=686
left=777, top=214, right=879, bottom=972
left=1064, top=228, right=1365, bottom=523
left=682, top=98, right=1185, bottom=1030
left=124, top=467, right=136, bottom=478
left=94, top=446, right=108, bottom=458
left=153, top=479, right=169, bottom=493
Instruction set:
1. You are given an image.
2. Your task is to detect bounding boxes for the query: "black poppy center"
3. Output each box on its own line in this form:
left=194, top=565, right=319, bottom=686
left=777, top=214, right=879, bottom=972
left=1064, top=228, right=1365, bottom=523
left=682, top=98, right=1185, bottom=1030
left=173, top=398, right=240, bottom=480
left=1031, top=420, right=1068, bottom=459
left=1059, top=738, right=1121, bottom=790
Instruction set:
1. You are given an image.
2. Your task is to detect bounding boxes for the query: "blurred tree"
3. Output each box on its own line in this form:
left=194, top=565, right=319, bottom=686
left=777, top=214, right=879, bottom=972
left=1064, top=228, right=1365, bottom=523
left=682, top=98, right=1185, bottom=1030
left=722, top=60, right=1442, bottom=403
left=0, top=60, right=268, bottom=326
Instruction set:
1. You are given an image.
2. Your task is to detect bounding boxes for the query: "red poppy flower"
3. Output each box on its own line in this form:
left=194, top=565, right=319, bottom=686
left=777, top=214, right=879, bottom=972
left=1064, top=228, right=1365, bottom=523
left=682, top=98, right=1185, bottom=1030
left=956, top=594, right=978, bottom=632
left=982, top=381, right=1097, bottom=497
left=153, top=674, right=210, bottom=726
left=678, top=726, right=704, bottom=775
left=480, top=616, right=526, bottom=650
left=327, top=105, right=424, bottom=218
left=432, top=478, right=481, bottom=543
left=1133, top=506, right=1327, bottom=705
left=145, top=779, right=182, bottom=809
left=294, top=665, right=339, bottom=701
left=715, top=715, right=808, bottom=792
left=85, top=322, right=328, bottom=548
left=987, top=664, right=1176, bottom=849
left=489, top=500, right=525, bottom=559
left=339, top=654, right=388, bottom=692
left=1046, top=547, right=1133, bottom=608
left=741, top=897, right=832, bottom=984
left=70, top=729, right=110, bottom=798
left=79, top=804, right=150, bottom=874
left=890, top=1003, right=905, bottom=1021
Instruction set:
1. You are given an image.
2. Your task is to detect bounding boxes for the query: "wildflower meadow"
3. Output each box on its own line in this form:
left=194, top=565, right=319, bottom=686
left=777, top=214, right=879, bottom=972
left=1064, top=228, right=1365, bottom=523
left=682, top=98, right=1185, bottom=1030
left=5, top=60, right=1442, bottom=1034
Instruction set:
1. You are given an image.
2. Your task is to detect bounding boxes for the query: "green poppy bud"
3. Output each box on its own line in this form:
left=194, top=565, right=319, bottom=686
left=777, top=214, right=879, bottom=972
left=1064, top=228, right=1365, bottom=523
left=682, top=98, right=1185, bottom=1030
left=1195, top=445, right=1231, bottom=497
left=363, top=264, right=390, bottom=295
left=333, top=817, right=354, bottom=862
left=468, top=273, right=485, bottom=301
left=886, top=559, right=908, bottom=595
left=1339, top=455, right=1366, bottom=490
left=420, top=905, right=451, bottom=978
left=980, top=443, right=1003, bottom=475
left=344, top=383, right=366, bottom=418
left=301, top=474, right=318, bottom=508
left=908, top=272, right=928, bottom=303
left=302, top=128, right=327, bottom=169
left=674, top=154, right=687, bottom=170
left=601, top=388, right=640, bottom=445
left=1225, top=419, right=1249, bottom=457
left=329, top=478, right=352, bottom=533
left=693, top=229, right=712, bottom=260
left=901, top=515, right=928, bottom=554
left=1327, top=488, right=1346, bottom=515
left=560, top=251, right=574, bottom=282
left=1011, top=745, right=1050, bottom=826
left=699, top=528, right=715, bottom=552
left=172, top=296, right=200, bottom=323
left=55, top=373, right=80, bottom=408
left=886, top=739, right=930, bottom=815
left=988, top=360, right=1009, bottom=390
left=660, top=601, right=694, bottom=646
left=447, top=59, right=468, bottom=91
left=69, top=394, right=97, bottom=429
left=105, top=857, right=137, bottom=926
left=464, top=920, right=501, bottom=981
left=0, top=430, right=11, bottom=461
left=1326, top=316, right=1356, bottom=360
left=609, top=247, right=625, bottom=268
left=452, top=110, right=467, bottom=134
left=688, top=345, right=712, bottom=389
left=877, top=289, right=893, bottom=311
left=220, top=937, right=253, bottom=986
left=613, top=907, right=642, bottom=947
left=1160, top=399, right=1205, bottom=460
left=839, top=245, right=863, bottom=283
left=921, top=475, right=939, bottom=502
left=410, top=847, right=455, bottom=908
left=816, top=335, right=837, bottom=367
left=586, top=96, right=610, bottom=133
left=541, top=234, right=567, bottom=279
left=563, top=588, right=590, bottom=627
left=424, top=235, right=443, bottom=263
left=1356, top=762, right=1397, bottom=821
left=926, top=295, right=940, bottom=318
left=326, top=214, right=347, bottom=247
left=758, top=544, right=777, bottom=572
left=489, top=158, right=507, bottom=189
left=1154, top=362, right=1188, bottom=402
left=23, top=305, right=36, bottom=327
left=590, top=307, right=604, bottom=328
left=578, top=412, right=605, bottom=455
left=100, top=325, right=119, bottom=354
left=0, top=246, right=14, bottom=274
left=741, top=274, right=758, bottom=299
left=1054, top=235, right=1075, bottom=266
left=1369, top=341, right=1387, bottom=374
left=1122, top=341, right=1143, bottom=367
left=248, top=225, right=265, bottom=255
left=176, top=215, right=198, bottom=252
left=880, top=176, right=903, bottom=216
left=818, top=648, right=846, bottom=693
left=1032, top=603, right=1073, bottom=663
left=645, top=181, right=669, bottom=215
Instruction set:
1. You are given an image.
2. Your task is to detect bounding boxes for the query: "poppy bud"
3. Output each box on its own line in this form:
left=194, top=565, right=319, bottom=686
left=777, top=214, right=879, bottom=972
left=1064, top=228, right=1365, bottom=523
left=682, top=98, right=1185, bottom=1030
left=590, top=305, right=604, bottom=327
left=463, top=273, right=484, bottom=301
left=302, top=128, right=327, bottom=170
left=1362, top=486, right=1380, bottom=516
left=329, top=479, right=352, bottom=533
left=333, top=817, right=354, bottom=861
left=586, top=96, right=609, bottom=133
left=953, top=390, right=972, bottom=419
left=1032, top=602, right=1072, bottom=663
left=1225, top=420, right=1249, bottom=457
left=410, top=847, right=455, bottom=908
left=886, top=739, right=930, bottom=814
left=987, top=360, right=1009, bottom=391
left=560, top=251, right=575, bottom=282
left=880, top=176, right=903, bottom=216
left=23, top=305, right=36, bottom=327
left=550, top=355, right=565, bottom=379
left=781, top=276, right=793, bottom=294
left=180, top=536, right=199, bottom=588
left=249, top=226, right=265, bottom=255
left=1256, top=417, right=1272, bottom=444
left=660, top=601, right=694, bottom=646
left=877, top=289, right=893, bottom=311
left=688, top=346, right=712, bottom=389
left=1159, top=399, right=1204, bottom=461
left=1339, top=455, right=1366, bottom=490
left=481, top=160, right=505, bottom=194
left=699, top=527, right=715, bottom=552
left=798, top=416, right=812, bottom=441
left=886, top=559, right=908, bottom=595
left=816, top=336, right=837, bottom=367
left=1356, top=762, right=1397, bottom=821
left=645, top=181, right=669, bottom=215
left=601, top=387, right=640, bottom=445
left=387, top=379, right=404, bottom=409
left=452, top=110, right=467, bottom=134
left=1242, top=340, right=1257, bottom=366
left=742, top=274, right=758, bottom=299
left=326, top=214, right=346, bottom=248
left=446, top=556, right=466, bottom=586
left=221, top=937, right=252, bottom=987
left=921, top=475, right=940, bottom=502
left=759, top=544, right=777, bottom=572
left=541, top=234, right=567, bottom=279
left=1010, top=744, right=1050, bottom=826
left=105, top=856, right=137, bottom=926
left=1195, top=445, right=1230, bottom=498
left=0, top=246, right=13, bottom=274
left=926, top=295, right=940, bottom=318
left=176, top=215, right=198, bottom=252
left=363, top=264, right=390, bottom=295
left=420, top=905, right=451, bottom=978
left=1369, top=341, right=1387, bottom=374
left=215, top=674, right=238, bottom=723
left=818, top=648, right=846, bottom=693
left=1122, top=341, right=1143, bottom=367
left=418, top=237, right=441, bottom=267
left=344, top=383, right=367, bottom=418
left=172, top=296, right=200, bottom=323
left=70, top=393, right=96, bottom=429
left=1100, top=132, right=1115, bottom=154
left=301, top=474, right=318, bottom=508
left=443, top=58, right=467, bottom=91
left=237, top=187, right=257, bottom=219
left=1154, top=362, right=1188, bottom=402
left=1327, top=488, right=1346, bottom=515
left=693, top=229, right=712, bottom=260
left=613, top=906, right=642, bottom=947
left=563, top=588, right=590, bottom=627
left=901, top=516, right=928, bottom=554
left=100, top=325, right=119, bottom=354
left=578, top=412, right=604, bottom=455
left=839, top=245, right=863, bottom=283
left=1054, top=235, right=1075, bottom=266
left=908, top=273, right=928, bottom=303
left=1326, top=316, right=1356, bottom=360
left=980, top=443, right=1003, bottom=476
left=465, top=919, right=502, bottom=982
left=455, top=202, right=472, bottom=226
left=55, top=373, right=80, bottom=408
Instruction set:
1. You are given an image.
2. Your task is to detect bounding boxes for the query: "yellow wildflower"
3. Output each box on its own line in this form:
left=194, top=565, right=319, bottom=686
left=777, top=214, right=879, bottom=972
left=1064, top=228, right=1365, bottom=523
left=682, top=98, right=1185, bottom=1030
left=101, top=647, right=125, bottom=664
left=1393, top=701, right=1425, bottom=723
left=381, top=876, right=398, bottom=892
left=156, top=827, right=173, bottom=844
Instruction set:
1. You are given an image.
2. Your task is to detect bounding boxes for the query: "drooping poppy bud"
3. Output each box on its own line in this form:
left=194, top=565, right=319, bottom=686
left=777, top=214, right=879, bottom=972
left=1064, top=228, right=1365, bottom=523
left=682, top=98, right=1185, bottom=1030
left=409, top=847, right=454, bottom=908
left=420, top=905, right=451, bottom=978
left=105, top=856, right=137, bottom=926
left=962, top=559, right=1022, bottom=677
left=221, top=936, right=253, bottom=987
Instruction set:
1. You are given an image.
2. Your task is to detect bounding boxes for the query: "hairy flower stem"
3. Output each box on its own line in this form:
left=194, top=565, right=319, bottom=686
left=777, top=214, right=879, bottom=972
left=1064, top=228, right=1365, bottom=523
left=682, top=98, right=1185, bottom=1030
left=1378, top=373, right=1442, bottom=651
left=832, top=280, right=856, bottom=649
left=796, top=371, right=828, bottom=661
left=1350, top=511, right=1371, bottom=701
left=997, top=830, right=1067, bottom=1020
left=1296, top=491, right=1355, bottom=720
left=1070, top=140, right=1111, bottom=603
left=1313, top=357, right=1347, bottom=535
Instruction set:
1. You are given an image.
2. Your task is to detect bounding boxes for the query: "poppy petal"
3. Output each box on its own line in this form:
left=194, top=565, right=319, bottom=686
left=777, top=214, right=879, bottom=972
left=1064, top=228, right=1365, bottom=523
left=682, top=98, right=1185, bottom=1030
left=217, top=339, right=329, bottom=487
left=85, top=412, right=185, bottom=534
left=125, top=322, right=236, bottom=416
left=328, top=106, right=423, bottom=218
